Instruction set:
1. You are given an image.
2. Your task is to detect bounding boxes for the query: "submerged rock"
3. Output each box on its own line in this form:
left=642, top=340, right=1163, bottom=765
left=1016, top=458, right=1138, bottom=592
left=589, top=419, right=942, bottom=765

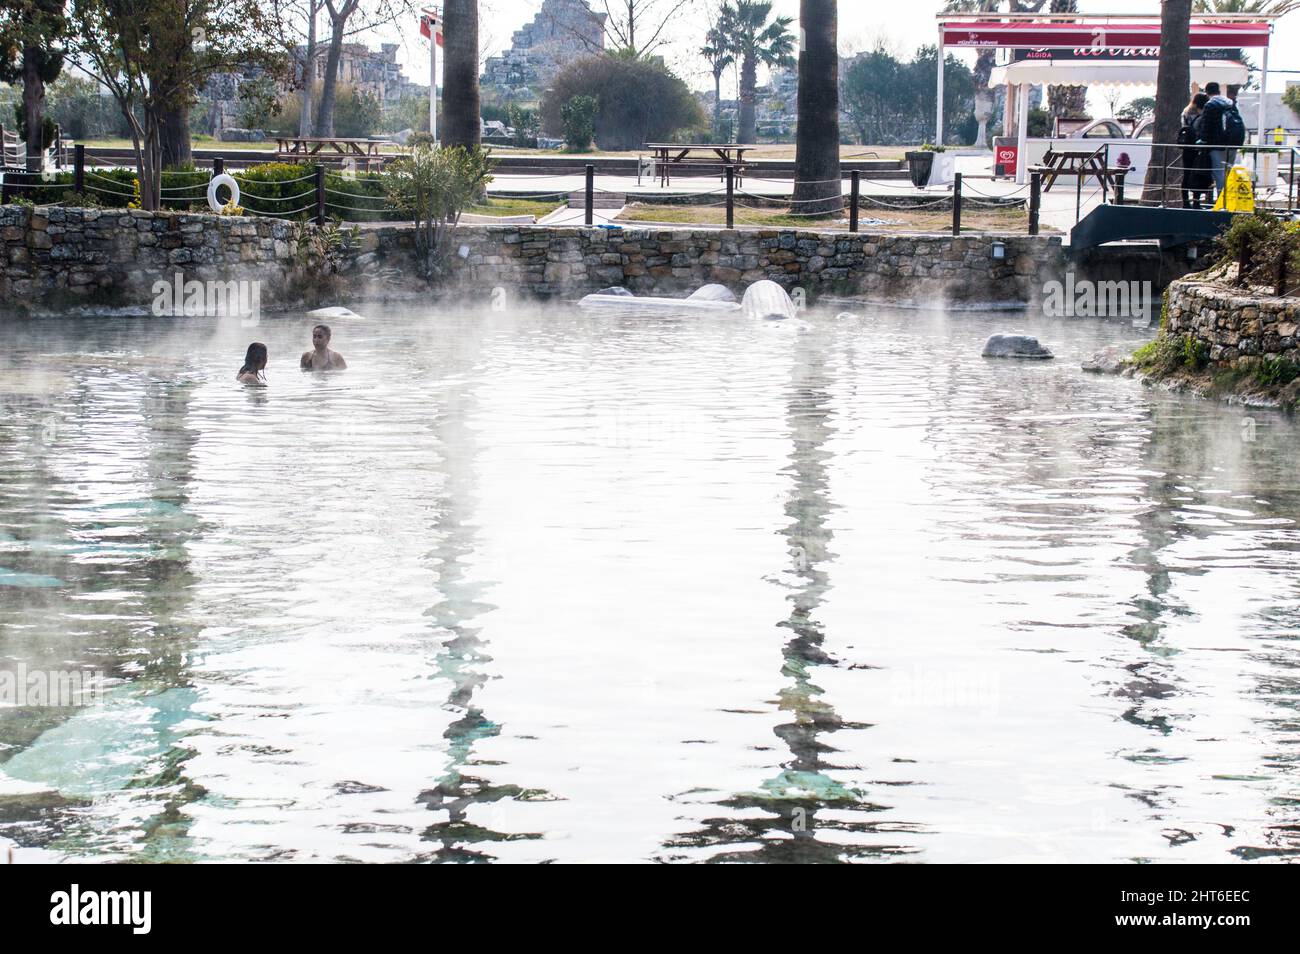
left=308, top=306, right=366, bottom=321
left=687, top=283, right=736, bottom=303
left=981, top=333, right=1054, bottom=360
left=1081, top=346, right=1126, bottom=374
left=741, top=280, right=797, bottom=321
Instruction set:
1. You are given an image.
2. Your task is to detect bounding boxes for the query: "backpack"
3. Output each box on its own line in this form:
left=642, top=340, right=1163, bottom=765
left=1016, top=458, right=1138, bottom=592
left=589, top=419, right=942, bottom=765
left=1222, top=104, right=1247, bottom=146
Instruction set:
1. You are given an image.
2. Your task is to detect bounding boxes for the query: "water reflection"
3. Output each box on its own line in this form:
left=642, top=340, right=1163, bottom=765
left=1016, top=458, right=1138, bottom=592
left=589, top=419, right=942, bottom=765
left=664, top=329, right=906, bottom=863
left=0, top=360, right=203, bottom=859
left=414, top=348, right=550, bottom=863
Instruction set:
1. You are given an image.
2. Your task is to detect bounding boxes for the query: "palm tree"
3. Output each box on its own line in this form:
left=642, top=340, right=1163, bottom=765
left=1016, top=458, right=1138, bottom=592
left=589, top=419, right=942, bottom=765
left=725, top=1, right=796, bottom=144
left=1144, top=0, right=1193, bottom=203
left=792, top=0, right=840, bottom=215
left=701, top=9, right=735, bottom=142
left=442, top=0, right=481, bottom=148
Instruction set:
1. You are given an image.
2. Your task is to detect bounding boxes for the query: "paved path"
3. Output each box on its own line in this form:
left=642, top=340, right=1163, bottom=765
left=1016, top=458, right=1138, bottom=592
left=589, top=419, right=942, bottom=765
left=488, top=152, right=1105, bottom=240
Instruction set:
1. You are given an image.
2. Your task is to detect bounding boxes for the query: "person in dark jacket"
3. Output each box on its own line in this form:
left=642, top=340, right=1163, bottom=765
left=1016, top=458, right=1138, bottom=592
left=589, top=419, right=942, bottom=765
left=1179, top=93, right=1212, bottom=209
left=1194, top=82, right=1239, bottom=199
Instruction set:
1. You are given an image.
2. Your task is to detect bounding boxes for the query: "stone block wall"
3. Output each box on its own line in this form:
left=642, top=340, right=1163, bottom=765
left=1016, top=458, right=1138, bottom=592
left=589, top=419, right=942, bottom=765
left=0, top=206, right=1067, bottom=311
left=1165, top=273, right=1300, bottom=364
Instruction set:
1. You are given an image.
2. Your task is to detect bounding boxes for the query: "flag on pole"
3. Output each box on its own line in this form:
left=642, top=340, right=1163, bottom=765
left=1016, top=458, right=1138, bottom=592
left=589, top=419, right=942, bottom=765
left=420, top=9, right=443, bottom=47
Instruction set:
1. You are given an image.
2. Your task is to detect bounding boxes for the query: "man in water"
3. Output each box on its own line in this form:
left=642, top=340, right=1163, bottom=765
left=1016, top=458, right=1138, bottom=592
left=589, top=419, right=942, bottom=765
left=300, top=324, right=347, bottom=371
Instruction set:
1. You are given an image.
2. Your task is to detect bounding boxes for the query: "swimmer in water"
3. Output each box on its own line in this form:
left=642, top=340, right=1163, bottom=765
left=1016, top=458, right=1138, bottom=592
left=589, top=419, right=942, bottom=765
left=237, top=342, right=268, bottom=385
left=300, top=323, right=347, bottom=371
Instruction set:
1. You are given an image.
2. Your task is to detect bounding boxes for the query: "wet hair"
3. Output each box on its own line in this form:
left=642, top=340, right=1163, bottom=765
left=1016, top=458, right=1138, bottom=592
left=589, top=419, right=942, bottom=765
left=1204, top=82, right=1221, bottom=96
left=313, top=323, right=331, bottom=340
left=240, top=342, right=268, bottom=375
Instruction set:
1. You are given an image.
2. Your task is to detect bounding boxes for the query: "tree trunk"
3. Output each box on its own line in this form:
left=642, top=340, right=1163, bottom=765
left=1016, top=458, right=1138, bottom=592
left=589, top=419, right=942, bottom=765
left=1144, top=0, right=1191, bottom=204
left=158, top=103, right=192, bottom=169
left=300, top=0, right=318, bottom=137
left=443, top=0, right=482, bottom=148
left=713, top=71, right=722, bottom=140
left=22, top=47, right=45, bottom=173
left=316, top=16, right=347, bottom=137
left=739, top=52, right=757, bottom=144
left=792, top=0, right=841, bottom=214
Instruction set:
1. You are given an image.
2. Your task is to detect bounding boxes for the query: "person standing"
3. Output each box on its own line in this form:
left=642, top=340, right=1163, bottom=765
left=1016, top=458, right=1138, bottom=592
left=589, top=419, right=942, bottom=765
left=237, top=343, right=268, bottom=385
left=300, top=324, right=348, bottom=372
left=1194, top=81, right=1247, bottom=199
left=1179, top=93, right=1212, bottom=209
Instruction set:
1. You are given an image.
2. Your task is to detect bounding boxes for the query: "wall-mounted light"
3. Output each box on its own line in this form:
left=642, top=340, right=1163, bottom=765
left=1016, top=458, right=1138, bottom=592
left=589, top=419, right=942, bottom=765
left=991, top=241, right=1006, bottom=260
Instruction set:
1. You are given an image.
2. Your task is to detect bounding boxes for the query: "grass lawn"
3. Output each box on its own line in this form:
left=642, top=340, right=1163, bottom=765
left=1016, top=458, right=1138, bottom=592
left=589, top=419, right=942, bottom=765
left=614, top=201, right=1048, bottom=234
left=466, top=197, right=564, bottom=218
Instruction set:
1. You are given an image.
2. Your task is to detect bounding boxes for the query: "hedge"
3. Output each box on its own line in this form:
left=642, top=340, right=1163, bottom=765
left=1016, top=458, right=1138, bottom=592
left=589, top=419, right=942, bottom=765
left=5, top=162, right=397, bottom=223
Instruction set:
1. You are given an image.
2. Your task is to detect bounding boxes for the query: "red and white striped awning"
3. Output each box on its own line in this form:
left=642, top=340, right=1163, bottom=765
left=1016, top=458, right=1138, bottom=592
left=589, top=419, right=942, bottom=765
left=940, top=21, right=1271, bottom=49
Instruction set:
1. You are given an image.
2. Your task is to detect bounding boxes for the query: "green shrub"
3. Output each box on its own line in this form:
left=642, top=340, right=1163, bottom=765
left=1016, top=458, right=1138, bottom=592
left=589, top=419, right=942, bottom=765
left=1132, top=333, right=1209, bottom=375
left=1254, top=356, right=1300, bottom=388
left=1182, top=334, right=1210, bottom=371
left=560, top=95, right=598, bottom=152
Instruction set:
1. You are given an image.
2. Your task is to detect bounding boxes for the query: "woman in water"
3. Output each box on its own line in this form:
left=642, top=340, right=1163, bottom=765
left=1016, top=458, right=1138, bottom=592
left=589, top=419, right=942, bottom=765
left=237, top=342, right=268, bottom=385
left=300, top=324, right=347, bottom=371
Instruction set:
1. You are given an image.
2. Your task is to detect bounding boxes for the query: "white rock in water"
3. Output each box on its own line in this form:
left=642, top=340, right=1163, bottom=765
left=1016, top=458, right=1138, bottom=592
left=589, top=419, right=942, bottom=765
left=835, top=311, right=861, bottom=320
left=1082, top=346, right=1125, bottom=374
left=308, top=306, right=366, bottom=321
left=687, top=283, right=737, bottom=303
left=741, top=280, right=797, bottom=321
left=981, top=333, right=1053, bottom=359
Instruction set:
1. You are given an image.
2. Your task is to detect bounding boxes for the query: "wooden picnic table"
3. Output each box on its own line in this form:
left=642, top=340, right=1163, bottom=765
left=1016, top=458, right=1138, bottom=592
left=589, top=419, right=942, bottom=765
left=275, top=136, right=388, bottom=170
left=1032, top=146, right=1131, bottom=195
left=645, top=143, right=750, bottom=187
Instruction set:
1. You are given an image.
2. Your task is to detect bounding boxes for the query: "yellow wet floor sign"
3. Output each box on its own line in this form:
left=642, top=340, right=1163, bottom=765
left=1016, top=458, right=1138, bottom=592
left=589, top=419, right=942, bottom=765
left=1213, top=165, right=1255, bottom=212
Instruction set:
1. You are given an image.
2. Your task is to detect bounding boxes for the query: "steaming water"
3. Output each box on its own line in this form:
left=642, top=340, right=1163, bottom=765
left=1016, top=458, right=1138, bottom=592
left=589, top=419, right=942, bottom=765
left=0, top=303, right=1297, bottom=864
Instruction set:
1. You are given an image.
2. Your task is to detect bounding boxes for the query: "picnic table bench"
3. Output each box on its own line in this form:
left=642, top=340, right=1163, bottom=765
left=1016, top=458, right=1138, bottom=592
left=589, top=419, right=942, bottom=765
left=644, top=143, right=750, bottom=187
left=1031, top=146, right=1131, bottom=195
left=275, top=136, right=388, bottom=171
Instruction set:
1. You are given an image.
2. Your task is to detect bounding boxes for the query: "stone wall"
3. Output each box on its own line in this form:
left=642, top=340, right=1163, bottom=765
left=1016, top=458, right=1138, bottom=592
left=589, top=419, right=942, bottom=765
left=374, top=225, right=1066, bottom=307
left=0, top=206, right=1067, bottom=310
left=0, top=206, right=295, bottom=305
left=1165, top=272, right=1300, bottom=364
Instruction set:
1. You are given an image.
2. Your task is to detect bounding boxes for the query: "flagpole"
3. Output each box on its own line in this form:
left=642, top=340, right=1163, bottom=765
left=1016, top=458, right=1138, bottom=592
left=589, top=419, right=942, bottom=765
left=428, top=14, right=438, bottom=143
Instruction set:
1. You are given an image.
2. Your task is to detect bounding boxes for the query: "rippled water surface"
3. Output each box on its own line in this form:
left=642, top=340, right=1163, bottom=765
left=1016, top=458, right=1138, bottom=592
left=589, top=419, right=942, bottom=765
left=0, top=302, right=1297, bottom=863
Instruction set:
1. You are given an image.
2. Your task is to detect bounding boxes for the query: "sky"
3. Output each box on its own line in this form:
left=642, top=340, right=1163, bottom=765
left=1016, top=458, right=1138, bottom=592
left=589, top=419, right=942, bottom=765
left=372, top=1, right=1300, bottom=100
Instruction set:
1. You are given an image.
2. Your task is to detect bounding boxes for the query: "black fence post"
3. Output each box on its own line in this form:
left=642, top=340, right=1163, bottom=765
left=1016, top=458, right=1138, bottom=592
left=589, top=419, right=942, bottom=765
left=1028, top=172, right=1041, bottom=236
left=74, top=144, right=85, bottom=196
left=584, top=164, right=594, bottom=227
left=1160, top=151, right=1169, bottom=209
left=952, top=172, right=963, bottom=236
left=725, top=164, right=734, bottom=229
left=1290, top=149, right=1296, bottom=214
left=213, top=156, right=224, bottom=178
left=850, top=170, right=860, bottom=233
left=314, top=165, right=326, bottom=225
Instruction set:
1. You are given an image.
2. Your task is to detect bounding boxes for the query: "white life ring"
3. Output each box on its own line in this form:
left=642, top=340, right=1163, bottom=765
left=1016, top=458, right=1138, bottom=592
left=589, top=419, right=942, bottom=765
left=207, top=173, right=240, bottom=212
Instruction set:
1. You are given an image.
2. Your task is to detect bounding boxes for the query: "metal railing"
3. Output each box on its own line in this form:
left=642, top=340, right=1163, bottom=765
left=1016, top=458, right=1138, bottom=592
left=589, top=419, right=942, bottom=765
left=1110, top=141, right=1298, bottom=214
